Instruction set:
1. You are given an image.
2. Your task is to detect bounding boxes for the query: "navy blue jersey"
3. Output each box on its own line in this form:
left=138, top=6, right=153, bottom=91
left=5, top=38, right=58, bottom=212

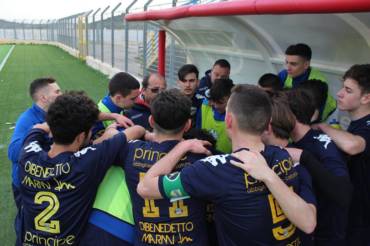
left=126, top=102, right=151, bottom=130
left=163, top=146, right=315, bottom=246
left=195, top=69, right=212, bottom=100
left=121, top=139, right=208, bottom=246
left=347, top=114, right=370, bottom=229
left=293, top=128, right=349, bottom=243
left=191, top=95, right=203, bottom=129
left=18, top=128, right=127, bottom=246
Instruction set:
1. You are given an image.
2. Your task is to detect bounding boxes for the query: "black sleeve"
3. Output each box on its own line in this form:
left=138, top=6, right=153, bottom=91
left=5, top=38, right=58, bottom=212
left=300, top=150, right=353, bottom=208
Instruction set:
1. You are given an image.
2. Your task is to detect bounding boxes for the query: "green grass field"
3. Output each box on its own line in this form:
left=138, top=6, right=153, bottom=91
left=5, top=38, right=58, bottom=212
left=0, top=45, right=12, bottom=62
left=0, top=44, right=110, bottom=244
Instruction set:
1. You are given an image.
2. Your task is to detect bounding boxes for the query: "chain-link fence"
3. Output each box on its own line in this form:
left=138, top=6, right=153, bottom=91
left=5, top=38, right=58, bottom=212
left=0, top=0, right=217, bottom=84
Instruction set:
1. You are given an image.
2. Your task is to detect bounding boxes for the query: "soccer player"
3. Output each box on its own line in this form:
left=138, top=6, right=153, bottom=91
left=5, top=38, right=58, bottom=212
left=87, top=72, right=141, bottom=245
left=18, top=91, right=146, bottom=246
left=93, top=72, right=140, bottom=137
left=287, top=88, right=350, bottom=245
left=117, top=89, right=212, bottom=245
left=8, top=77, right=61, bottom=210
left=278, top=43, right=336, bottom=122
left=138, top=85, right=317, bottom=246
left=296, top=79, right=330, bottom=124
left=258, top=73, right=282, bottom=92
left=314, top=64, right=370, bottom=245
left=196, top=59, right=231, bottom=99
left=196, top=78, right=234, bottom=153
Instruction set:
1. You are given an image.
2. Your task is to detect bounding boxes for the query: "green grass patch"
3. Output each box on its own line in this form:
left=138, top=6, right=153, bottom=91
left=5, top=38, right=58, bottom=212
left=0, top=45, right=13, bottom=66
left=0, top=44, right=110, bottom=244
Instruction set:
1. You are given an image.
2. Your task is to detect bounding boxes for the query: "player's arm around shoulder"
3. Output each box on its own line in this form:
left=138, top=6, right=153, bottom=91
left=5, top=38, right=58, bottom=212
left=315, top=123, right=366, bottom=155
left=137, top=139, right=212, bottom=200
left=231, top=149, right=317, bottom=234
left=93, top=124, right=146, bottom=144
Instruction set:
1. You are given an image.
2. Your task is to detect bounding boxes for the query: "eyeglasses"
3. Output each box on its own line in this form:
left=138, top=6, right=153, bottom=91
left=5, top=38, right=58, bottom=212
left=147, top=87, right=165, bottom=94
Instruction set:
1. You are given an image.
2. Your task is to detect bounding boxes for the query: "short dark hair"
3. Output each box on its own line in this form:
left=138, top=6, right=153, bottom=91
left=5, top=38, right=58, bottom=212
left=297, top=79, right=328, bottom=110
left=228, top=84, right=272, bottom=134
left=184, top=128, right=216, bottom=147
left=343, top=64, right=370, bottom=94
left=285, top=43, right=312, bottom=61
left=209, top=78, right=234, bottom=102
left=287, top=88, right=315, bottom=125
left=258, top=73, right=282, bottom=91
left=151, top=89, right=191, bottom=134
left=213, top=59, right=231, bottom=69
left=109, top=72, right=140, bottom=97
left=269, top=92, right=295, bottom=140
left=29, top=77, right=56, bottom=101
left=178, top=64, right=199, bottom=81
left=46, top=91, right=99, bottom=145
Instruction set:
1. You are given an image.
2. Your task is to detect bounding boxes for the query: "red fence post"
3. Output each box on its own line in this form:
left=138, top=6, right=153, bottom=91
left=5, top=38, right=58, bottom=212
left=158, top=29, right=166, bottom=77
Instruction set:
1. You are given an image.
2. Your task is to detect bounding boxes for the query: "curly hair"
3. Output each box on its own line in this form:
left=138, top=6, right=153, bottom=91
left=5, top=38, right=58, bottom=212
left=46, top=91, right=99, bottom=144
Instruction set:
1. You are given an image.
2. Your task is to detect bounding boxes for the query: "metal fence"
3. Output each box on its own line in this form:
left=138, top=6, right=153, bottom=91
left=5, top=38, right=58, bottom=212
left=0, top=0, right=217, bottom=84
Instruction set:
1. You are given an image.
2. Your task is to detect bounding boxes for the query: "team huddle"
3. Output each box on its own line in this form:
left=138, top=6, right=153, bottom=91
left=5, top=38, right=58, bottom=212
left=8, top=43, right=370, bottom=246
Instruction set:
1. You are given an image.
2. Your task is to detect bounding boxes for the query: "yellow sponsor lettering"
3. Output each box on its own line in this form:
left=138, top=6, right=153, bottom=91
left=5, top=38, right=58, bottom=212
left=24, top=231, right=75, bottom=246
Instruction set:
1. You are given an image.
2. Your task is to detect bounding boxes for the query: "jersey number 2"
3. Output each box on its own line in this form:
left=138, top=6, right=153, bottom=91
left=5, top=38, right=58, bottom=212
left=34, top=191, right=61, bottom=234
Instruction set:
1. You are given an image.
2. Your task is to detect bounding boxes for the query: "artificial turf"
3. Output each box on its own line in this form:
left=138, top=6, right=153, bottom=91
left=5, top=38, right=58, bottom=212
left=0, top=45, right=12, bottom=63
left=0, top=44, right=110, bottom=244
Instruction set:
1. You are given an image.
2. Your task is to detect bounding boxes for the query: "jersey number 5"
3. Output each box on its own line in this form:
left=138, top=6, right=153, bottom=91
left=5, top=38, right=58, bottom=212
left=268, top=193, right=296, bottom=240
left=34, top=191, right=61, bottom=234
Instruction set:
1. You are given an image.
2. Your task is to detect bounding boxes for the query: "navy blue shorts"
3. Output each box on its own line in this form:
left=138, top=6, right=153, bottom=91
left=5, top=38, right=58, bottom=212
left=80, top=223, right=133, bottom=246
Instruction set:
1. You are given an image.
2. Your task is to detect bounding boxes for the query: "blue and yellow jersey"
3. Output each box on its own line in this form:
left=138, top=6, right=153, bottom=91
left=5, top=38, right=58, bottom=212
left=92, top=95, right=126, bottom=139
left=122, top=139, right=208, bottom=246
left=18, top=128, right=127, bottom=246
left=160, top=146, right=316, bottom=246
left=293, top=128, right=349, bottom=243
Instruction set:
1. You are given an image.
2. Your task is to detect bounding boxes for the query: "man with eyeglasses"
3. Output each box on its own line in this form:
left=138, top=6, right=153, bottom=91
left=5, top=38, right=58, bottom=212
left=177, top=64, right=202, bottom=128
left=127, top=73, right=166, bottom=130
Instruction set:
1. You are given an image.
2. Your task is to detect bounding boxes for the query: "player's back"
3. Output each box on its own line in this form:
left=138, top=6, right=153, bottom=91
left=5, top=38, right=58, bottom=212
left=18, top=129, right=125, bottom=245
left=123, top=139, right=208, bottom=246
left=293, top=128, right=348, bottom=243
left=180, top=145, right=305, bottom=246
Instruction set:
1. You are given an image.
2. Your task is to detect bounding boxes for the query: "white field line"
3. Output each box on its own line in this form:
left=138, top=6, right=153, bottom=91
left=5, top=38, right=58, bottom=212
left=0, top=45, right=15, bottom=72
